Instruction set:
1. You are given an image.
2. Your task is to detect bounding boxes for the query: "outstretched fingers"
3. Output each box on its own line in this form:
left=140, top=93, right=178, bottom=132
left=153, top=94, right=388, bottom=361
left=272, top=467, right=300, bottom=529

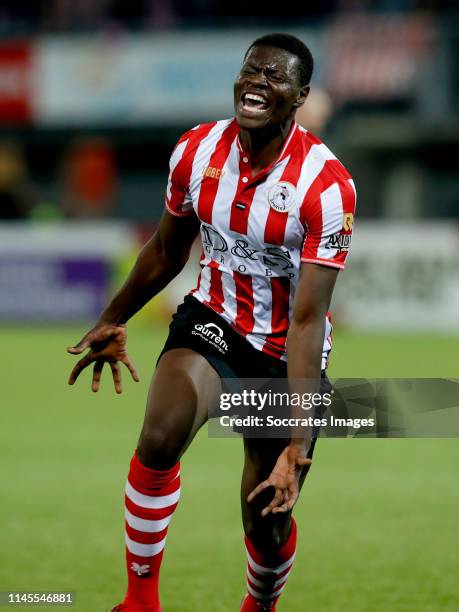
left=67, top=323, right=137, bottom=393
left=121, top=356, right=140, bottom=382
left=247, top=478, right=302, bottom=516
left=68, top=354, right=94, bottom=385
left=247, top=479, right=272, bottom=504
left=91, top=361, right=104, bottom=393
left=261, top=488, right=284, bottom=517
left=110, top=362, right=123, bottom=394
left=272, top=493, right=296, bottom=514
left=247, top=479, right=288, bottom=516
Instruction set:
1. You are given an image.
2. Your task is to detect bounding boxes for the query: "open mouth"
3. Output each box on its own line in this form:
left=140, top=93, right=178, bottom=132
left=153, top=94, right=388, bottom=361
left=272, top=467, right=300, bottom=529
left=240, top=92, right=269, bottom=113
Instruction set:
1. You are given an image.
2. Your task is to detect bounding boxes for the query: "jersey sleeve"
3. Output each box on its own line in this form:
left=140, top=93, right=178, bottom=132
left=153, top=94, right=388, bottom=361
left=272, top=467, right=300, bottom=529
left=301, top=178, right=356, bottom=270
left=164, top=131, right=195, bottom=217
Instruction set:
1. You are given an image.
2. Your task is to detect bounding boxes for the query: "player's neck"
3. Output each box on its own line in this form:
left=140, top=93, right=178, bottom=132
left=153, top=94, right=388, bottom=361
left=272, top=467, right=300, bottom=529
left=239, top=118, right=294, bottom=174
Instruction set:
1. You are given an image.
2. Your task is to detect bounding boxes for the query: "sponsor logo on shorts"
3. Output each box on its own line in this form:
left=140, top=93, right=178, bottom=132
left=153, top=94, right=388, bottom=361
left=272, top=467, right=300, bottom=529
left=192, top=322, right=229, bottom=354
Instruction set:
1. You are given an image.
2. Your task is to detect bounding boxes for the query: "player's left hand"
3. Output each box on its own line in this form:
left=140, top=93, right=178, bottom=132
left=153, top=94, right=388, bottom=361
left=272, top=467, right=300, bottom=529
left=247, top=444, right=311, bottom=517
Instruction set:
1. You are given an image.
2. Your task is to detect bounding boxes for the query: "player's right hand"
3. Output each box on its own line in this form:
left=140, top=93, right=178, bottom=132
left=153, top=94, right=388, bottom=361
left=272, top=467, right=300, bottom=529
left=66, top=324, right=140, bottom=394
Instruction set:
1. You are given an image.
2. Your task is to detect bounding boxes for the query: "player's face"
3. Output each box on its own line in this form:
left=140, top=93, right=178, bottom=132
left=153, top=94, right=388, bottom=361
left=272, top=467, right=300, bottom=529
left=234, top=45, right=308, bottom=130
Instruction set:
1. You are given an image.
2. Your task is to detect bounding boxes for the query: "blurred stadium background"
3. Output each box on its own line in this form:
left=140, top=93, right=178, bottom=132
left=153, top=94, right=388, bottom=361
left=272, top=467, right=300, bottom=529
left=1, top=2, right=458, bottom=611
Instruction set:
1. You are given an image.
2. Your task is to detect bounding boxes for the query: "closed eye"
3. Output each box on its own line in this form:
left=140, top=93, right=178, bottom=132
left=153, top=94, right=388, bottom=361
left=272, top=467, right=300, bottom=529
left=266, top=71, right=286, bottom=82
left=241, top=67, right=257, bottom=75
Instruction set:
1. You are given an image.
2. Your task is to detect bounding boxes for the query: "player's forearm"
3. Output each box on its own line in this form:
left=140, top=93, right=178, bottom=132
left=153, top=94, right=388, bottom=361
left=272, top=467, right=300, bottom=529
left=287, top=317, right=325, bottom=447
left=97, top=242, right=186, bottom=326
left=287, top=319, right=324, bottom=379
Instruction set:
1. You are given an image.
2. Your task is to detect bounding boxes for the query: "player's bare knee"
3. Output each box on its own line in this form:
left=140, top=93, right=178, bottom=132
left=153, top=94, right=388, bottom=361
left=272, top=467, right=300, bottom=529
left=137, top=426, right=181, bottom=469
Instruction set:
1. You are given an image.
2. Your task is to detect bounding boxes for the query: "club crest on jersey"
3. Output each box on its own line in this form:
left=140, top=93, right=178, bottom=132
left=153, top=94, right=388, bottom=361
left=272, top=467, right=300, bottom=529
left=268, top=181, right=296, bottom=213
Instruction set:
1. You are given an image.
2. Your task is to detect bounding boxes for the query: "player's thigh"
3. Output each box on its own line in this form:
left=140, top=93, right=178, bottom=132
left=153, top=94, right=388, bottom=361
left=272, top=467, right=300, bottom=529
left=138, top=348, right=221, bottom=468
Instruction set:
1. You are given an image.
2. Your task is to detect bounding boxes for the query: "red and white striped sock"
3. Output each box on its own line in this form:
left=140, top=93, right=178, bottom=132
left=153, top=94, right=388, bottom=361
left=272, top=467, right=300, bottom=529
left=121, top=451, right=180, bottom=611
left=241, top=519, right=297, bottom=611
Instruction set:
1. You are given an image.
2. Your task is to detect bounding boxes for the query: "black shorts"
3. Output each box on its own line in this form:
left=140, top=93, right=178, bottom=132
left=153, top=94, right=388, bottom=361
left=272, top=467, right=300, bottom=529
left=159, top=296, right=330, bottom=446
left=159, top=295, right=288, bottom=380
left=159, top=295, right=330, bottom=388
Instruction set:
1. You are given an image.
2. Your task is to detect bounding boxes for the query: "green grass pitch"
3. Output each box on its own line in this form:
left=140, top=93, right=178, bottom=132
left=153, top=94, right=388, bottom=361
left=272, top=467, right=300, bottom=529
left=1, top=325, right=458, bottom=611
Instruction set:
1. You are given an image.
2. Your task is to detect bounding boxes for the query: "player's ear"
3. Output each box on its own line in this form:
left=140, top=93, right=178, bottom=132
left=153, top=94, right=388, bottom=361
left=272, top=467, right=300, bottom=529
left=293, top=85, right=310, bottom=109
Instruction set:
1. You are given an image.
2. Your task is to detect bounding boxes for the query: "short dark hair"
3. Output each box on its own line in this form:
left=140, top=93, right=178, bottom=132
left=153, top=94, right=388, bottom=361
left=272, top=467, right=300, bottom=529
left=245, top=33, right=314, bottom=87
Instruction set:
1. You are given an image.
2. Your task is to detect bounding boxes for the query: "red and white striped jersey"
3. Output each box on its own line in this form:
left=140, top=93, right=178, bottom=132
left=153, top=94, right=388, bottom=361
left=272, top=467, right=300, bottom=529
left=165, top=118, right=356, bottom=367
